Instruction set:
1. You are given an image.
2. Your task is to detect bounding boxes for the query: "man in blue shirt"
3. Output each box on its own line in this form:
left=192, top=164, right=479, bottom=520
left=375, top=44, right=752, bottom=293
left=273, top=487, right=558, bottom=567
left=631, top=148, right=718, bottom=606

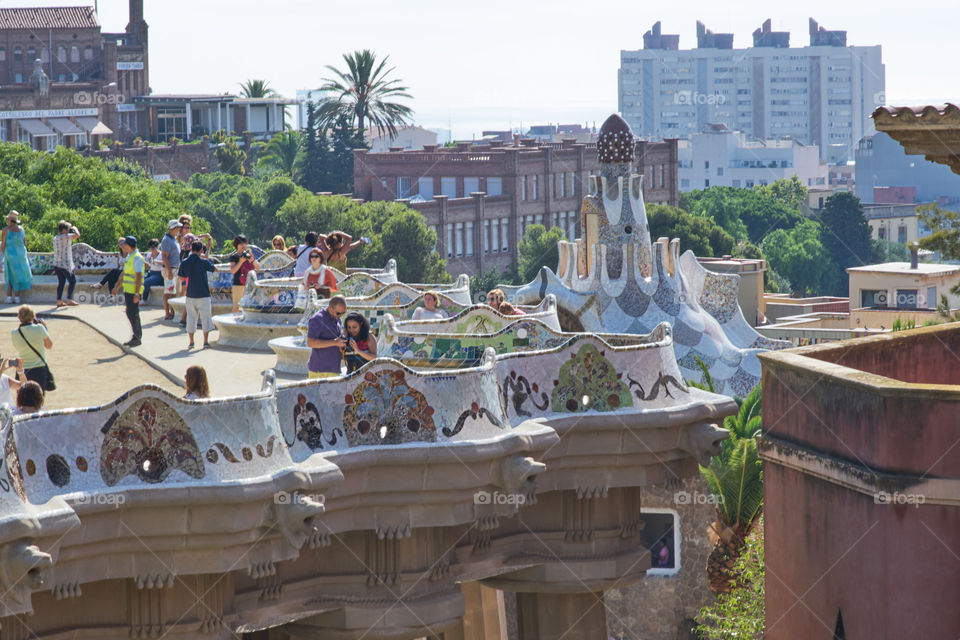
left=160, top=219, right=182, bottom=320
left=306, top=295, right=346, bottom=378
left=178, top=240, right=217, bottom=349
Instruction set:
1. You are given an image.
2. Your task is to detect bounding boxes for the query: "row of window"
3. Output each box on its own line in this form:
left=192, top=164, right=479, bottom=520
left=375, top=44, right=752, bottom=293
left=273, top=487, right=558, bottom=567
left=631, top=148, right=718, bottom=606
left=440, top=213, right=581, bottom=259
left=392, top=173, right=581, bottom=201
left=0, top=45, right=94, bottom=64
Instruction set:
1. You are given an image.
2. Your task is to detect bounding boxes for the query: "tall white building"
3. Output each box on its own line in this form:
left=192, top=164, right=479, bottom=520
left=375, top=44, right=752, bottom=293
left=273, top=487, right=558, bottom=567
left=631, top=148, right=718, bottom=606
left=677, top=125, right=828, bottom=191
left=296, top=89, right=328, bottom=130
left=619, top=19, right=885, bottom=164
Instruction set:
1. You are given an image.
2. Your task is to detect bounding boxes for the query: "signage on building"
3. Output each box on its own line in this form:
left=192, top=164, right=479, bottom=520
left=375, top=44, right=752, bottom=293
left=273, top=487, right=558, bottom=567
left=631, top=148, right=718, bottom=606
left=117, top=61, right=144, bottom=70
left=117, top=104, right=138, bottom=112
left=0, top=108, right=98, bottom=120
left=153, top=174, right=171, bottom=182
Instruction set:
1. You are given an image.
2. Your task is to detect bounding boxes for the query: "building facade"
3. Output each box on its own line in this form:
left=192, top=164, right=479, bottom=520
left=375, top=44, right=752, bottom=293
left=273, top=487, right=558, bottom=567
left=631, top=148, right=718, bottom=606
left=366, top=125, right=438, bottom=153
left=677, top=126, right=827, bottom=191
left=353, top=138, right=679, bottom=275
left=619, top=18, right=884, bottom=163
left=855, top=132, right=960, bottom=207
left=0, top=1, right=148, bottom=148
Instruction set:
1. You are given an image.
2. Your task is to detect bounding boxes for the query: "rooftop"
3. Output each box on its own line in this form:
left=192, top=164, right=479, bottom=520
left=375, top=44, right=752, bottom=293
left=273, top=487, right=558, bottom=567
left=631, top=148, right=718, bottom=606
left=872, top=104, right=960, bottom=175
left=846, top=261, right=960, bottom=276
left=0, top=6, right=98, bottom=30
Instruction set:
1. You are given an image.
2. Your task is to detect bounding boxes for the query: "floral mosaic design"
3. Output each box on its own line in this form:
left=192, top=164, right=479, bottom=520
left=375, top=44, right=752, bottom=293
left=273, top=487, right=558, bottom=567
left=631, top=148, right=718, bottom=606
left=698, top=273, right=739, bottom=325
left=342, top=370, right=437, bottom=446
left=100, top=399, right=205, bottom=486
left=551, top=343, right=633, bottom=413
left=241, top=285, right=300, bottom=313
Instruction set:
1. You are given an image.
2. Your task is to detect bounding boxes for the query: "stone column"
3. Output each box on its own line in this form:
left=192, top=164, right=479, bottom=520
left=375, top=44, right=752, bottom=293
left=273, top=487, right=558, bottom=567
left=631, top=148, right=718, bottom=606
left=471, top=192, right=485, bottom=274
left=515, top=591, right=608, bottom=640
left=435, top=195, right=449, bottom=262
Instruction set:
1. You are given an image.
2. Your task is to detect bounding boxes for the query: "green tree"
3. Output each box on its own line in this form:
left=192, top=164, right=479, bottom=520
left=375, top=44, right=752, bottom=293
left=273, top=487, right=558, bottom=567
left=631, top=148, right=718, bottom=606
left=517, top=224, right=565, bottom=283
left=917, top=203, right=960, bottom=261
left=647, top=204, right=735, bottom=257
left=762, top=219, right=834, bottom=295
left=316, top=49, right=413, bottom=138
left=469, top=266, right=519, bottom=303
left=681, top=186, right=804, bottom=245
left=298, top=101, right=330, bottom=193
left=327, top=114, right=366, bottom=194
left=817, top=192, right=874, bottom=296
left=754, top=175, right=807, bottom=211
left=238, top=79, right=278, bottom=98
left=358, top=205, right=450, bottom=282
left=256, top=130, right=303, bottom=179
left=697, top=518, right=765, bottom=639
left=212, top=130, right=246, bottom=176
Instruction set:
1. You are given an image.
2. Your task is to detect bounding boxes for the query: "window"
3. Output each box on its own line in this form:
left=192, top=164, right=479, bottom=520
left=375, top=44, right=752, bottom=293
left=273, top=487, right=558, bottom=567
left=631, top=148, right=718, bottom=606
left=521, top=177, right=527, bottom=201
left=441, top=177, right=456, bottom=198
left=535, top=214, right=543, bottom=227
left=466, top=221, right=474, bottom=257
left=14, top=73, right=22, bottom=83
left=455, top=222, right=464, bottom=257
left=40, top=47, right=48, bottom=63
left=569, top=172, right=576, bottom=196
left=0, top=48, right=5, bottom=62
left=446, top=224, right=454, bottom=259
left=56, top=46, right=66, bottom=63
left=705, top=179, right=710, bottom=187
left=501, top=217, right=509, bottom=251
left=532, top=175, right=539, bottom=200
left=704, top=160, right=709, bottom=169
left=660, top=164, right=665, bottom=186
left=716, top=168, right=723, bottom=177
left=70, top=46, right=80, bottom=64
left=896, top=289, right=917, bottom=309
left=429, top=225, right=438, bottom=251
left=483, top=220, right=491, bottom=254
left=559, top=173, right=566, bottom=198
left=926, top=286, right=937, bottom=310
left=486, top=177, right=502, bottom=196
left=491, top=219, right=500, bottom=253
left=860, top=289, right=887, bottom=308
left=897, top=225, right=907, bottom=244
left=418, top=177, right=434, bottom=198
left=567, top=211, right=576, bottom=240
left=642, top=509, right=680, bottom=576
left=680, top=178, right=690, bottom=189
left=83, top=45, right=93, bottom=61
left=396, top=176, right=411, bottom=198
left=156, top=107, right=188, bottom=142
left=26, top=47, right=36, bottom=62
left=464, top=177, right=479, bottom=195
left=14, top=47, right=22, bottom=63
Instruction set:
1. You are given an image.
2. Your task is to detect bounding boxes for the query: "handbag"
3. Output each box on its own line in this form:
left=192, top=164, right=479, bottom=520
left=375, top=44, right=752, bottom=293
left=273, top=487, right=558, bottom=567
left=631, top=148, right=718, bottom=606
left=17, top=326, right=56, bottom=391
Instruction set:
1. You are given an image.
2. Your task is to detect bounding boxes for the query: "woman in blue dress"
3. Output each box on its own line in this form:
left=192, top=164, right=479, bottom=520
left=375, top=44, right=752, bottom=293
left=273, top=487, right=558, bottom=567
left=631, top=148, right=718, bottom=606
left=2, top=211, right=32, bottom=304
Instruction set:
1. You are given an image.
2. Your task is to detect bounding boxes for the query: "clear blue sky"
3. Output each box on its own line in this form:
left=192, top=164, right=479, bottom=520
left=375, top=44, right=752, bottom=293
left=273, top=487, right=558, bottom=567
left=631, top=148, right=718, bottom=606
left=8, top=0, right=959, bottom=138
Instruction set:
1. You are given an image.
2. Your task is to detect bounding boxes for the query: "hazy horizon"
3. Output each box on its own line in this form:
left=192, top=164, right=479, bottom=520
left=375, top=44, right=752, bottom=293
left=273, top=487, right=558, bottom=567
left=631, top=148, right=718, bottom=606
left=4, top=0, right=958, bottom=139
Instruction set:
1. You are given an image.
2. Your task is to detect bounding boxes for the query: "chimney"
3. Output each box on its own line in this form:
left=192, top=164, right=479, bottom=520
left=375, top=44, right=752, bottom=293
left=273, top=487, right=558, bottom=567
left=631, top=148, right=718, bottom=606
left=910, top=246, right=919, bottom=269
left=127, top=0, right=144, bottom=29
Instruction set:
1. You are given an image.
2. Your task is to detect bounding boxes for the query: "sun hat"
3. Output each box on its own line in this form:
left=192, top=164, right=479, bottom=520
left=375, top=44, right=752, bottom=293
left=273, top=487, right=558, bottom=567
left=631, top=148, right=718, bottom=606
left=167, top=219, right=183, bottom=230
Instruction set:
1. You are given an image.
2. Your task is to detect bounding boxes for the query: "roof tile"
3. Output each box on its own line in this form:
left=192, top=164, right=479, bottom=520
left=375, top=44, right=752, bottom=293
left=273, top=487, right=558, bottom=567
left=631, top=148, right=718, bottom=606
left=0, top=7, right=99, bottom=30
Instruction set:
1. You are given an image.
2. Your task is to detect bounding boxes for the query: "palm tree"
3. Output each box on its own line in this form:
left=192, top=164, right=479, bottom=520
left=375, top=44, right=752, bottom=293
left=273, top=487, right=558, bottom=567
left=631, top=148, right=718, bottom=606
left=700, top=383, right=764, bottom=593
left=238, top=79, right=279, bottom=99
left=256, top=130, right=302, bottom=179
left=316, top=50, right=413, bottom=138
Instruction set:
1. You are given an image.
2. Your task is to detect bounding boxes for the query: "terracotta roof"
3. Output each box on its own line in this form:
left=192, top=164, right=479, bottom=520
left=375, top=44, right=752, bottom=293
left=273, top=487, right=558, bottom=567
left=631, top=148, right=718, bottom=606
left=0, top=6, right=99, bottom=30
left=872, top=104, right=960, bottom=122
left=872, top=103, right=960, bottom=176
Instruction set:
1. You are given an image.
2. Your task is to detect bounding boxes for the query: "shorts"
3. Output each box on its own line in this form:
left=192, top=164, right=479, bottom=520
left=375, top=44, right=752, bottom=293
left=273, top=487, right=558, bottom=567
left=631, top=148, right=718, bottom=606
left=164, top=276, right=178, bottom=295
left=308, top=371, right=338, bottom=379
left=185, top=296, right=214, bottom=333
left=232, top=285, right=245, bottom=307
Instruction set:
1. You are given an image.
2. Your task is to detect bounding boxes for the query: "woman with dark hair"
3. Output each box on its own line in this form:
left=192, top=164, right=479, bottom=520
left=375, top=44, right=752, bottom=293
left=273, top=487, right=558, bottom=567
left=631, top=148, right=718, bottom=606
left=184, top=365, right=210, bottom=399
left=228, top=235, right=260, bottom=313
left=53, top=220, right=80, bottom=307
left=301, top=248, right=339, bottom=294
left=14, top=380, right=43, bottom=415
left=343, top=312, right=377, bottom=374
left=320, top=231, right=367, bottom=272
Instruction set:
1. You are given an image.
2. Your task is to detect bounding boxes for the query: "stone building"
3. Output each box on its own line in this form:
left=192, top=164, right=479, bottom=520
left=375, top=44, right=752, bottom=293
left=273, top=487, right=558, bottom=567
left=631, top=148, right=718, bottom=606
left=353, top=138, right=679, bottom=275
left=0, top=1, right=148, bottom=147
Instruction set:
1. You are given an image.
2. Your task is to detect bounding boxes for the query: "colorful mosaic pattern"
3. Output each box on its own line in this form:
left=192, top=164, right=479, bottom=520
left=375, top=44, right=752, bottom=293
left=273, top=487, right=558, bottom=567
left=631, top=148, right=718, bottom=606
left=100, top=399, right=205, bottom=486
left=342, top=370, right=437, bottom=446
left=551, top=343, right=633, bottom=412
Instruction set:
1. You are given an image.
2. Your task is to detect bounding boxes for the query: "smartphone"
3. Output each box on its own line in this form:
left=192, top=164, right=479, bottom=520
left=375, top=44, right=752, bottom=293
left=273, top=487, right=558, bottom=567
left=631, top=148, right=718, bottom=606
left=7, top=358, right=20, bottom=368
left=360, top=236, right=370, bottom=244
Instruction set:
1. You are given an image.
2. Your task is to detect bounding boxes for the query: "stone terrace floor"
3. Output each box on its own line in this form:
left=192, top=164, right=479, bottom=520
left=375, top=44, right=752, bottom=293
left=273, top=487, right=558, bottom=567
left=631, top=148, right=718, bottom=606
left=0, top=299, right=303, bottom=407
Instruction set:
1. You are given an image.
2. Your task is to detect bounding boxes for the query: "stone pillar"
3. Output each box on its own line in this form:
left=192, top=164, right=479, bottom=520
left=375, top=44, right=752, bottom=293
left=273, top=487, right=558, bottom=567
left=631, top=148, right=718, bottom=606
left=471, top=192, right=485, bottom=274
left=515, top=592, right=607, bottom=640
left=450, top=581, right=506, bottom=640
left=435, top=195, right=449, bottom=261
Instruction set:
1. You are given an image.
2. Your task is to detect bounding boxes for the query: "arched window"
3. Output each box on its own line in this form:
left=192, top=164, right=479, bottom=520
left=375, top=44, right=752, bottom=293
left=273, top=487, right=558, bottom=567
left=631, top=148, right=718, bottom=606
left=70, top=46, right=79, bottom=63
left=0, top=48, right=6, bottom=62
left=26, top=47, right=36, bottom=62
left=40, top=47, right=49, bottom=63
left=13, top=47, right=22, bottom=63
left=83, top=45, right=93, bottom=61
left=57, top=46, right=66, bottom=62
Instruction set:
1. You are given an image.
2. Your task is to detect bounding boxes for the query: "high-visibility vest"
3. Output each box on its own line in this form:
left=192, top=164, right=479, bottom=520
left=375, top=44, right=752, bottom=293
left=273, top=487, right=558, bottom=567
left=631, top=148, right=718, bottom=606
left=122, top=250, right=145, bottom=295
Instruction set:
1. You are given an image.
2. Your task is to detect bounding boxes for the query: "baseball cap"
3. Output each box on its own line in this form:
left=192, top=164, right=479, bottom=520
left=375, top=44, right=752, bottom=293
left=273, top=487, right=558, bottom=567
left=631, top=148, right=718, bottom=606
left=168, top=219, right=183, bottom=230
left=119, top=235, right=137, bottom=248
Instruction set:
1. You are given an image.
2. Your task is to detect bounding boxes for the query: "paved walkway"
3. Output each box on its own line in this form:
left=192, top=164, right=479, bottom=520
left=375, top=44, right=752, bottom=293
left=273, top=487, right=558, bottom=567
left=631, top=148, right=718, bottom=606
left=2, top=299, right=304, bottom=398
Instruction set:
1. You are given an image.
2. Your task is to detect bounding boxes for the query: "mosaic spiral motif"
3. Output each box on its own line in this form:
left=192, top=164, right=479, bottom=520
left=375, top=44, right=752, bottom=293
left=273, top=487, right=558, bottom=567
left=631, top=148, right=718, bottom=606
left=342, top=370, right=437, bottom=446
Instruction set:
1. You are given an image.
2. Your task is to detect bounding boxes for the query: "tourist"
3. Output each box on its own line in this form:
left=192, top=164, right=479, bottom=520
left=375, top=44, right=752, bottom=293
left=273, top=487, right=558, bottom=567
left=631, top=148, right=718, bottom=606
left=90, top=241, right=123, bottom=293
left=343, top=312, right=378, bottom=374
left=2, top=210, right=32, bottom=304
left=14, top=381, right=43, bottom=415
left=411, top=291, right=447, bottom=321
left=160, top=219, right=183, bottom=320
left=11, top=305, right=53, bottom=390
left=321, top=231, right=367, bottom=272
left=294, top=231, right=320, bottom=277
left=653, top=539, right=671, bottom=568
left=228, top=235, right=260, bottom=313
left=0, top=354, right=25, bottom=407
left=142, top=239, right=164, bottom=303
left=285, top=246, right=298, bottom=260
left=111, top=235, right=144, bottom=347
left=486, top=288, right=505, bottom=309
left=271, top=235, right=286, bottom=252
left=301, top=249, right=338, bottom=294
left=53, top=220, right=80, bottom=307
left=178, top=240, right=217, bottom=349
left=176, top=229, right=212, bottom=326
left=184, top=365, right=210, bottom=399
left=306, top=295, right=347, bottom=378
left=499, top=301, right=525, bottom=316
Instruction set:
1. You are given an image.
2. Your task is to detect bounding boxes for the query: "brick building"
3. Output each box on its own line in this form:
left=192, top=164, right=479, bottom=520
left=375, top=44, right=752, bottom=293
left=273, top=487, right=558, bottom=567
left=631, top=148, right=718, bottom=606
left=0, top=1, right=148, bottom=148
left=354, top=138, right=679, bottom=275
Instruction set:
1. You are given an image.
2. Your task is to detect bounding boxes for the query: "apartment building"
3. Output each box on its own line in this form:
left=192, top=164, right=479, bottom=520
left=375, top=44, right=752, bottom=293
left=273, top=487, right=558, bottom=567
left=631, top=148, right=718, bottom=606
left=619, top=18, right=885, bottom=163
left=353, top=138, right=679, bottom=275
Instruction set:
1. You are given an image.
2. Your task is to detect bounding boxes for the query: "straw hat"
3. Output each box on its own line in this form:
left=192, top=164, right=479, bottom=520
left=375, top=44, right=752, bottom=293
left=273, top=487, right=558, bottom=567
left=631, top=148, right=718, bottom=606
left=6, top=210, right=19, bottom=222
